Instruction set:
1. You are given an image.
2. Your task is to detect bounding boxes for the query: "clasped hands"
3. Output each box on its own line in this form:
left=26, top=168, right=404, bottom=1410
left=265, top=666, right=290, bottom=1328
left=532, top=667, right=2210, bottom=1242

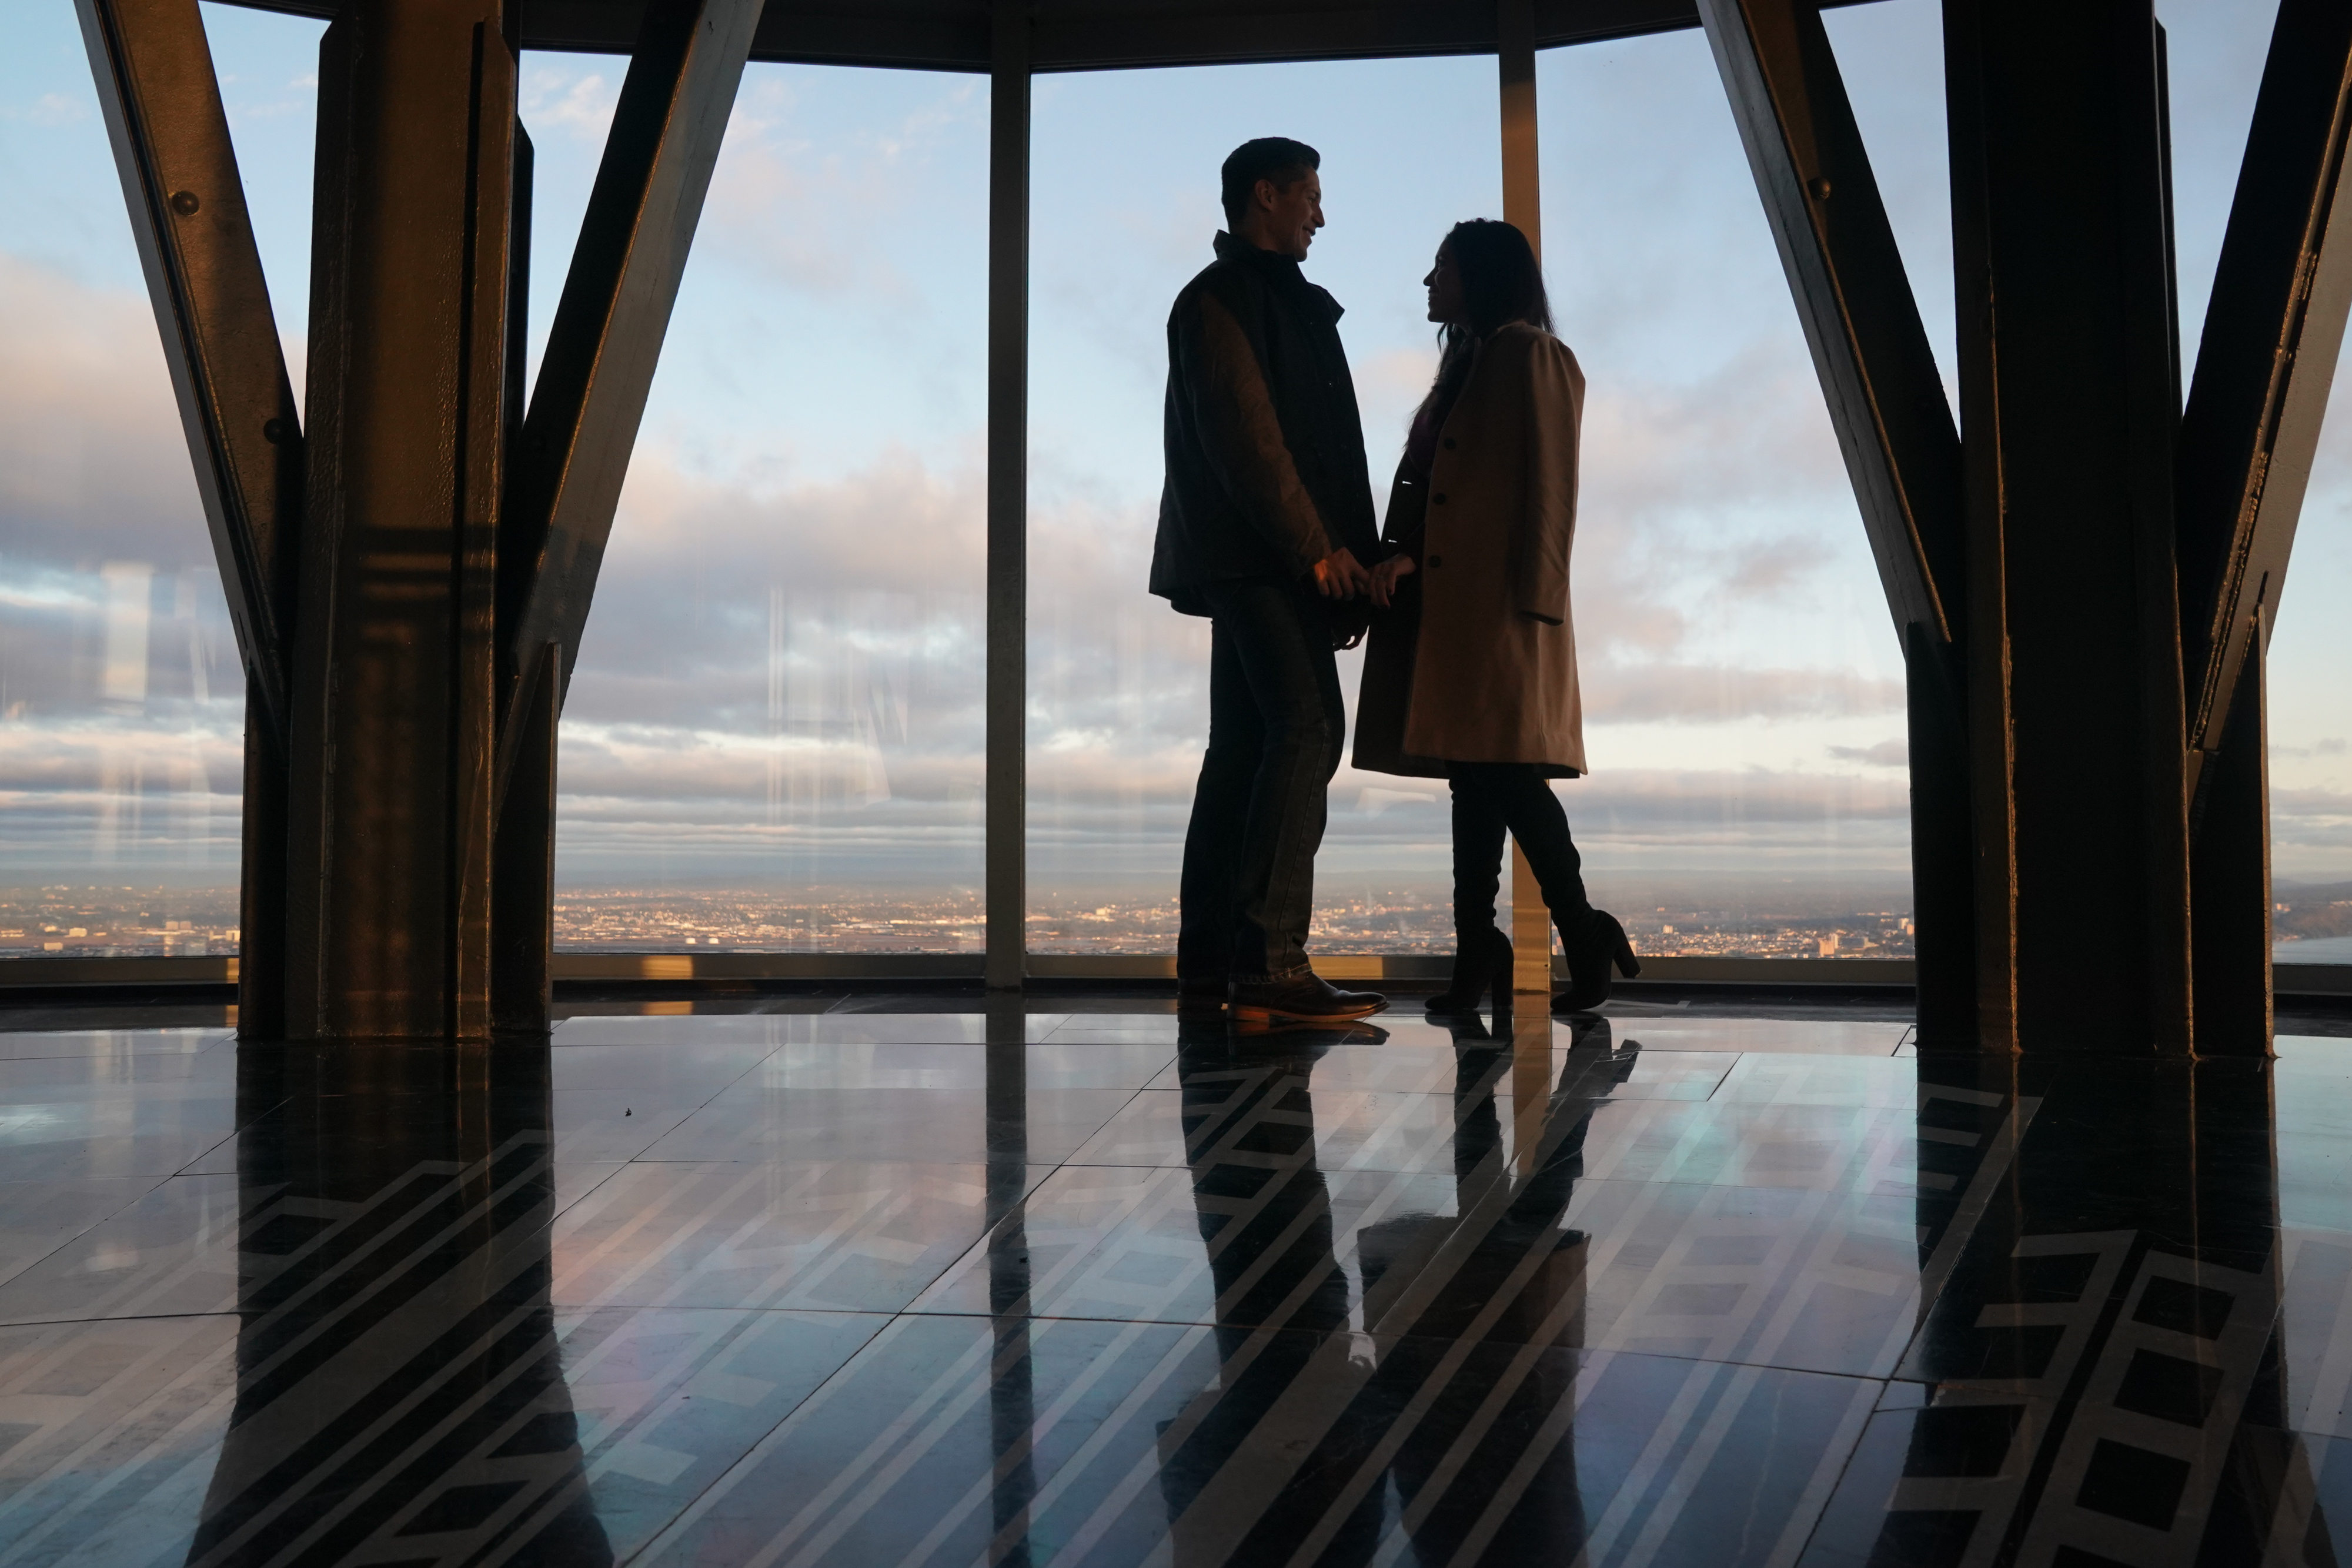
left=1311, top=547, right=1417, bottom=609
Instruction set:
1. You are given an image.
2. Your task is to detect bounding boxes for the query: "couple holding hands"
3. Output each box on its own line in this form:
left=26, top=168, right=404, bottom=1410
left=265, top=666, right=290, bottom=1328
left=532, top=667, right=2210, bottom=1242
left=1153, top=136, right=1639, bottom=1025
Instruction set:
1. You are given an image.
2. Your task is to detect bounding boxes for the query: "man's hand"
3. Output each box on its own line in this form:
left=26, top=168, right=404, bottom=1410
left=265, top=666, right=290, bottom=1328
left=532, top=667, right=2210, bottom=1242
left=1311, top=547, right=1373, bottom=599
left=1368, top=553, right=1418, bottom=608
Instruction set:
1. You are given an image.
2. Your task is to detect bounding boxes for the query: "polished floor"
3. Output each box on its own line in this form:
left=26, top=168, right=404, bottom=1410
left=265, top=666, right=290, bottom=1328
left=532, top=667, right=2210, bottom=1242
left=0, top=995, right=2347, bottom=1565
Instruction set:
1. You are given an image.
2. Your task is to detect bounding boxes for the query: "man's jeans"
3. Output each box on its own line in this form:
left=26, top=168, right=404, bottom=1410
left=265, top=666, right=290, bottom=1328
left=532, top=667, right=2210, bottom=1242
left=1178, top=577, right=1347, bottom=984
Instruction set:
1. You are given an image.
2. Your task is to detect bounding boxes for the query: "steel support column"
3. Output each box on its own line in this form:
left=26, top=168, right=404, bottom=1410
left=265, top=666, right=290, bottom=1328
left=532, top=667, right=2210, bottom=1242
left=1944, top=0, right=2192, bottom=1054
left=1697, top=0, right=1974, bottom=1042
left=1498, top=0, right=1553, bottom=1002
left=2176, top=0, right=2352, bottom=1052
left=77, top=0, right=304, bottom=1037
left=2190, top=626, right=2273, bottom=1050
left=986, top=1, right=1031, bottom=992
left=493, top=646, right=562, bottom=1032
left=285, top=0, right=519, bottom=1039
left=89, top=0, right=763, bottom=1040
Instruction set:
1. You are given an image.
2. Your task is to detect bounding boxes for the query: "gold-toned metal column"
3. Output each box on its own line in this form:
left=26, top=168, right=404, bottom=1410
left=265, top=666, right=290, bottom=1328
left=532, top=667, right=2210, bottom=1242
left=1499, top=0, right=1553, bottom=1002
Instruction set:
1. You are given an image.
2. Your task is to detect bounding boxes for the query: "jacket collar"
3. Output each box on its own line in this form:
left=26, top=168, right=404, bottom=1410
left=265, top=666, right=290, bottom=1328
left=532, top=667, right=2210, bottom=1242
left=1212, top=230, right=1342, bottom=321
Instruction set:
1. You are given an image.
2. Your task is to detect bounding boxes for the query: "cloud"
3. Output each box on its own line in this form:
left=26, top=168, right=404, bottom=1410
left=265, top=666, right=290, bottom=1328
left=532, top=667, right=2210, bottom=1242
left=0, top=255, right=206, bottom=564
left=520, top=66, right=620, bottom=148
left=1582, top=663, right=1904, bottom=723
left=4, top=92, right=86, bottom=128
left=1828, top=738, right=1909, bottom=767
left=694, top=70, right=986, bottom=301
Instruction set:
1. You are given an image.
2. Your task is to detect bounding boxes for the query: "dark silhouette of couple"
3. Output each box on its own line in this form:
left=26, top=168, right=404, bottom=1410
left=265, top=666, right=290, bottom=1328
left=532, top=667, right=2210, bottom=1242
left=1154, top=136, right=1640, bottom=1025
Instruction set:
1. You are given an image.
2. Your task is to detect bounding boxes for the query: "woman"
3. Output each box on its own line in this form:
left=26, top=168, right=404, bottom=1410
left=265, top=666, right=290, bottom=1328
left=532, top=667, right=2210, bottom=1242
left=1354, top=219, right=1637, bottom=1016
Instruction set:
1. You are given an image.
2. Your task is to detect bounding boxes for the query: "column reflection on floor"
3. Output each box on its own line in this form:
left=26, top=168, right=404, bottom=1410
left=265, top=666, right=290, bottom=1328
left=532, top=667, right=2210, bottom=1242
left=196, top=1039, right=610, bottom=1567
left=1806, top=1049, right=2323, bottom=1565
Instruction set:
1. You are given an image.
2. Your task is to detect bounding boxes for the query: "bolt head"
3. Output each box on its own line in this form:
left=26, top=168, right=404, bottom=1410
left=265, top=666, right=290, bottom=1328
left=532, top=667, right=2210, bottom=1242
left=1808, top=177, right=1832, bottom=201
left=169, top=190, right=201, bottom=216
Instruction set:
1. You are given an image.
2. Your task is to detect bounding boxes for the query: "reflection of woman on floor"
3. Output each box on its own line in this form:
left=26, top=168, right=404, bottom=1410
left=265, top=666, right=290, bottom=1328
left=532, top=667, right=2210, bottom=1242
left=1353, top=220, right=1638, bottom=1017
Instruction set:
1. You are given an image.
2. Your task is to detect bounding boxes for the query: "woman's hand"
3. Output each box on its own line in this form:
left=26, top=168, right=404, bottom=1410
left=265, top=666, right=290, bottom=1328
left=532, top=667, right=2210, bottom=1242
left=1368, top=553, right=1418, bottom=608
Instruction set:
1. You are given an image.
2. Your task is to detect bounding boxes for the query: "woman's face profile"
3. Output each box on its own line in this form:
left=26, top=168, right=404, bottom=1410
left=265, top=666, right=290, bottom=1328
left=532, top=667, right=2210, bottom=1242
left=1425, top=245, right=1467, bottom=326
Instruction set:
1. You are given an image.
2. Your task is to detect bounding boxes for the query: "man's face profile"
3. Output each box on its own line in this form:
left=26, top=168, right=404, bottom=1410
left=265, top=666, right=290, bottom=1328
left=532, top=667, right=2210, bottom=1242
left=1254, top=169, right=1324, bottom=260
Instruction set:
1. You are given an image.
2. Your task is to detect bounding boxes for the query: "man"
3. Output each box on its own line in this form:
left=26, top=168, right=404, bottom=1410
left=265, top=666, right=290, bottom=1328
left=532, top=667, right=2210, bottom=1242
left=1152, top=137, right=1386, bottom=1023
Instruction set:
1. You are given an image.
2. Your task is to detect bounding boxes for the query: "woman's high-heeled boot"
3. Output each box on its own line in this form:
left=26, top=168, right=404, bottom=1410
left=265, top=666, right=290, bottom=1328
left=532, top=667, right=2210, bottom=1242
left=1552, top=909, right=1640, bottom=1015
left=1427, top=925, right=1514, bottom=1017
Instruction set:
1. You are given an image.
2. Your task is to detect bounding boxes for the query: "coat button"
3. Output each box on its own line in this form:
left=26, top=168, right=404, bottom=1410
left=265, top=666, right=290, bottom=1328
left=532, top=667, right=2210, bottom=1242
left=1432, top=493, right=1446, bottom=504
left=1429, top=556, right=1443, bottom=567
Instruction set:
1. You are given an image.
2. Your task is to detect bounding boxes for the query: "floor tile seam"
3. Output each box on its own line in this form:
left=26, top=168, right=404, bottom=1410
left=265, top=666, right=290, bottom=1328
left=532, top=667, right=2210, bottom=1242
left=604, top=1310, right=897, bottom=1568
left=847, top=1307, right=1941, bottom=1393
left=0, top=1308, right=245, bottom=1329
left=0, top=1171, right=175, bottom=1298
left=552, top=1162, right=632, bottom=1223
left=612, top=1305, right=981, bottom=1566
left=553, top=1303, right=897, bottom=1323
left=167, top=1094, right=290, bottom=1180
left=1768, top=1368, right=1898, bottom=1566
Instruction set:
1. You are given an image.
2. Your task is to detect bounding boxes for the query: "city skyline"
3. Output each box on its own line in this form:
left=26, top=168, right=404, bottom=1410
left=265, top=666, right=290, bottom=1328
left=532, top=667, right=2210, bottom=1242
left=10, top=875, right=2349, bottom=967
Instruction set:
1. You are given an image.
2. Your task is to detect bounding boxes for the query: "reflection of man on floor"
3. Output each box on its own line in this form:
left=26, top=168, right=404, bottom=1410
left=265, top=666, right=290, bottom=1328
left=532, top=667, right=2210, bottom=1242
left=1152, top=1017, right=1632, bottom=1562
left=1152, top=136, right=1385, bottom=1027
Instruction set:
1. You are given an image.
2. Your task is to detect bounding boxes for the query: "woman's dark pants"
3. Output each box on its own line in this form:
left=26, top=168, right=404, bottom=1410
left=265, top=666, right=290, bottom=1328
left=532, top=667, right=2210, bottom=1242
left=1448, top=762, right=1592, bottom=941
left=1177, top=577, right=1347, bottom=984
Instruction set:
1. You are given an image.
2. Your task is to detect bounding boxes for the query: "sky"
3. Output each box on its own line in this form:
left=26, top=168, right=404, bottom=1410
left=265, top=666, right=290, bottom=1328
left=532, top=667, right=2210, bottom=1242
left=0, top=0, right=2346, bottom=937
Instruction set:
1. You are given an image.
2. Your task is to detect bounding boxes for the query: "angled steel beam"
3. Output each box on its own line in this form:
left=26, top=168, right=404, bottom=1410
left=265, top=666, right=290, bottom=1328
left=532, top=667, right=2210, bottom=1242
left=2177, top=0, right=2352, bottom=813
left=496, top=0, right=760, bottom=799
left=77, top=0, right=302, bottom=738
left=1698, top=0, right=1975, bottom=1039
left=1696, top=0, right=1962, bottom=643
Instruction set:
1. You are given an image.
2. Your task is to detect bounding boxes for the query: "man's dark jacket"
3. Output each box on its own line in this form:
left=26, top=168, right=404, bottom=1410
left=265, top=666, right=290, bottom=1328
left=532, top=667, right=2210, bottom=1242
left=1150, top=232, right=1380, bottom=617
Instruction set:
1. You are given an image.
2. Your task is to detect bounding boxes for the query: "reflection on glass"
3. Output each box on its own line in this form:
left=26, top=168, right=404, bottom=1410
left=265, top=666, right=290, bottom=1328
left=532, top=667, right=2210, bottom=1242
left=543, top=61, right=990, bottom=952
left=0, top=7, right=247, bottom=957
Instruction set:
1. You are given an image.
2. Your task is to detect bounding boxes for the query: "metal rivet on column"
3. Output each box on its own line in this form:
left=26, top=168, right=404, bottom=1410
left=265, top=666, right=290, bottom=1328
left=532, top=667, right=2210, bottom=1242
left=1808, top=176, right=1832, bottom=200
left=169, top=189, right=201, bottom=215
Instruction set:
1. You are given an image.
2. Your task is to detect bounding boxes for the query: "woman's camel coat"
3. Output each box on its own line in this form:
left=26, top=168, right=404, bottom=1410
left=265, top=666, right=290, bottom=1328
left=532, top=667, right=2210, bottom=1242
left=1353, top=323, right=1586, bottom=780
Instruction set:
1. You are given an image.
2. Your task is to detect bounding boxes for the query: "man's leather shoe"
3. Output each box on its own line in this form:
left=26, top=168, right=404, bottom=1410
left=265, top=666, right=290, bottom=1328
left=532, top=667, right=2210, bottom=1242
left=1228, top=973, right=1386, bottom=1024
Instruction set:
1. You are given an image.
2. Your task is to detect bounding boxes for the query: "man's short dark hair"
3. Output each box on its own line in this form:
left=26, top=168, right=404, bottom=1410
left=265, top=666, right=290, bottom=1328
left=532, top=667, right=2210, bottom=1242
left=1220, top=138, right=1320, bottom=229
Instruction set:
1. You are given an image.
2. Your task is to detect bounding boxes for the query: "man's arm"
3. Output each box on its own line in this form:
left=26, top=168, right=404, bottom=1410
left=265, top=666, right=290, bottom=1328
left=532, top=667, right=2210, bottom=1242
left=1176, top=289, right=1341, bottom=580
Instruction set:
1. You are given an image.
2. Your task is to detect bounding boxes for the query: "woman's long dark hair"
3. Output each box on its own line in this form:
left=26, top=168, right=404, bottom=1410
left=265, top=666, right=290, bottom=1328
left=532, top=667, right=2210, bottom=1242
left=1415, top=219, right=1553, bottom=432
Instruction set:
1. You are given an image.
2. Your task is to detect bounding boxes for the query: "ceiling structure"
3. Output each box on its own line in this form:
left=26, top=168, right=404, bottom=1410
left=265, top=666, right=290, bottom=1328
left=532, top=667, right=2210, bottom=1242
left=216, top=0, right=1879, bottom=73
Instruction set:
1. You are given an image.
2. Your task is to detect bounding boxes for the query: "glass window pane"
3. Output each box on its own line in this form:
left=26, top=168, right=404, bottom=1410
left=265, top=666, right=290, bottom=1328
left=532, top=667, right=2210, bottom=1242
left=543, top=60, right=989, bottom=953
left=2147, top=0, right=2351, bottom=969
left=0, top=1, right=301, bottom=957
left=1025, top=58, right=1502, bottom=957
left=1516, top=26, right=1916, bottom=964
